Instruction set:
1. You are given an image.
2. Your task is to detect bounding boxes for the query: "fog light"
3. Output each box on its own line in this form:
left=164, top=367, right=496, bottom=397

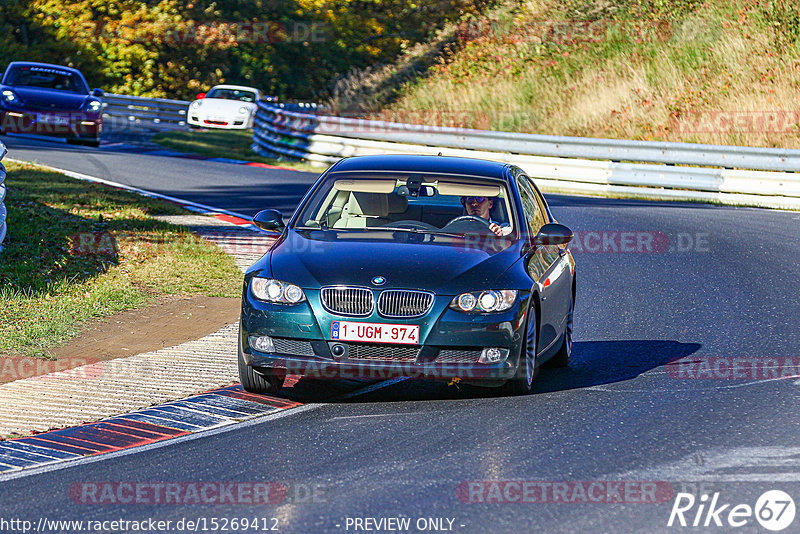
left=249, top=335, right=275, bottom=352
left=479, top=347, right=508, bottom=364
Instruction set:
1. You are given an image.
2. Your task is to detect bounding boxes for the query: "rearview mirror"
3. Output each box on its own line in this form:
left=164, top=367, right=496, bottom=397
left=533, top=223, right=573, bottom=246
left=253, top=209, right=285, bottom=233
left=92, top=88, right=104, bottom=98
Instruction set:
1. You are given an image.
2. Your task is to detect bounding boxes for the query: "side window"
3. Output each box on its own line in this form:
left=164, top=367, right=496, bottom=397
left=527, top=178, right=551, bottom=224
left=517, top=176, right=546, bottom=234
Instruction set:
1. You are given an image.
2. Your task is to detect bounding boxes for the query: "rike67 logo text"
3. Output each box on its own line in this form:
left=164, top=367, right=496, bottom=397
left=668, top=490, right=796, bottom=531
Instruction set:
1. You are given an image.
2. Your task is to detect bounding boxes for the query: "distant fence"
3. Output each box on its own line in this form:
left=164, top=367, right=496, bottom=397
left=251, top=102, right=800, bottom=210
left=0, top=141, right=7, bottom=250
left=102, top=94, right=189, bottom=130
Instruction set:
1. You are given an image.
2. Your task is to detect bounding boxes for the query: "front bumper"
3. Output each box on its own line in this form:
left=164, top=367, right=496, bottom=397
left=240, top=290, right=527, bottom=382
left=187, top=112, right=251, bottom=129
left=0, top=109, right=101, bottom=139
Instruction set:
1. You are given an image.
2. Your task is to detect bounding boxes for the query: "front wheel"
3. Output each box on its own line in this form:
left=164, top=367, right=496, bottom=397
left=502, top=303, right=538, bottom=395
left=238, top=334, right=285, bottom=394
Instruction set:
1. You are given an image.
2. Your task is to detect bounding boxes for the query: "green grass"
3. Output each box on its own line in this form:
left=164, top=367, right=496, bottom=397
left=152, top=129, right=322, bottom=172
left=0, top=162, right=243, bottom=358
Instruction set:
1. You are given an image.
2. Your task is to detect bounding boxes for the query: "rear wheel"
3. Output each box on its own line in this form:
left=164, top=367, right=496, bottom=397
left=238, top=333, right=285, bottom=394
left=547, top=294, right=573, bottom=368
left=502, top=302, right=538, bottom=396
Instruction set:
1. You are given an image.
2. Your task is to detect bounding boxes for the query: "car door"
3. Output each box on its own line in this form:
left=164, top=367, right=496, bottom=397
left=517, top=175, right=560, bottom=352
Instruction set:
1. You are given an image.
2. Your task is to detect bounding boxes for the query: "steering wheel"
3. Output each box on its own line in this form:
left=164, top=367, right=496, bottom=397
left=441, top=215, right=493, bottom=233
left=447, top=215, right=491, bottom=227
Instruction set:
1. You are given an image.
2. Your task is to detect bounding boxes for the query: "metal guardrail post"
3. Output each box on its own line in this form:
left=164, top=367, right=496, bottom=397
left=0, top=140, right=7, bottom=250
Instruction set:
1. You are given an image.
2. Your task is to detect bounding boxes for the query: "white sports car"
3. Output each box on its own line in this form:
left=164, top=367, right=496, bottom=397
left=187, top=84, right=261, bottom=129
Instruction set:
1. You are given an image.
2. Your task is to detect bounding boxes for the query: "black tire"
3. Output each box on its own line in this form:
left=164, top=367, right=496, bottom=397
left=86, top=138, right=100, bottom=148
left=238, top=334, right=285, bottom=394
left=546, top=294, right=573, bottom=368
left=502, top=302, right=538, bottom=396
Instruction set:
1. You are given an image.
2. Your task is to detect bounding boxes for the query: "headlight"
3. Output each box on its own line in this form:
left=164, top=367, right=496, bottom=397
left=190, top=100, right=202, bottom=109
left=450, top=290, right=517, bottom=313
left=250, top=277, right=306, bottom=304
left=2, top=90, right=18, bottom=103
left=85, top=99, right=102, bottom=112
left=238, top=106, right=248, bottom=115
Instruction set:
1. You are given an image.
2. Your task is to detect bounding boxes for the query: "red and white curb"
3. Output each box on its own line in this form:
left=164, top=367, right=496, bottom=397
left=0, top=385, right=299, bottom=474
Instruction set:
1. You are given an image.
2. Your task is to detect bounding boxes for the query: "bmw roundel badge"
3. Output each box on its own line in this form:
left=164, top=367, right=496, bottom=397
left=371, top=276, right=386, bottom=286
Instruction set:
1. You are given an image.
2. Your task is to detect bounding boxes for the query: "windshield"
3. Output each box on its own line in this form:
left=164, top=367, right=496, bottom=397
left=4, top=65, right=88, bottom=94
left=206, top=88, right=256, bottom=102
left=295, top=172, right=517, bottom=240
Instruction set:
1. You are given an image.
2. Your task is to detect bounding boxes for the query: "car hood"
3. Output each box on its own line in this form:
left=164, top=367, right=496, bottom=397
left=5, top=86, right=89, bottom=111
left=195, top=98, right=255, bottom=114
left=267, top=229, right=522, bottom=294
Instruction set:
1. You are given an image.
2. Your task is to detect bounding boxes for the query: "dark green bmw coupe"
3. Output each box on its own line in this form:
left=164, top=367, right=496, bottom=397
left=239, top=154, right=575, bottom=395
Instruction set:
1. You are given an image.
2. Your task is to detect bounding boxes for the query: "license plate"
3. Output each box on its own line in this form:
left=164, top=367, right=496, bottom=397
left=331, top=321, right=419, bottom=345
left=38, top=114, right=68, bottom=125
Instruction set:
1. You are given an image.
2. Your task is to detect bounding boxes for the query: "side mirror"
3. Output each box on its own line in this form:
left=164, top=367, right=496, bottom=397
left=533, top=223, right=573, bottom=246
left=253, top=209, right=285, bottom=233
left=92, top=88, right=104, bottom=98
left=196, top=92, right=206, bottom=99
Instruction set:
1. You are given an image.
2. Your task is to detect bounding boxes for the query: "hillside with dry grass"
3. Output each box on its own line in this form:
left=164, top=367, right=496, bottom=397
left=330, top=0, right=800, bottom=148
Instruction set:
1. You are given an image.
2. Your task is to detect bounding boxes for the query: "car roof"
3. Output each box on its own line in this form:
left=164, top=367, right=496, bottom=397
left=5, top=61, right=85, bottom=77
left=209, top=84, right=259, bottom=93
left=330, top=155, right=509, bottom=180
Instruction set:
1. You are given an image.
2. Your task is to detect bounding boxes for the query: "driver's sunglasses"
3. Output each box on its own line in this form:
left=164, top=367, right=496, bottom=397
left=464, top=196, right=487, bottom=204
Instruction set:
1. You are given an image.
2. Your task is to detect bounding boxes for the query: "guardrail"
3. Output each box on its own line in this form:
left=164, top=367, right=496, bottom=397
left=0, top=140, right=7, bottom=250
left=102, top=94, right=190, bottom=130
left=251, top=102, right=800, bottom=210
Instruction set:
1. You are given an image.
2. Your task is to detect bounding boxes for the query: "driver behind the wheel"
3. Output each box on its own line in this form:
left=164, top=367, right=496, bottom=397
left=460, top=196, right=512, bottom=237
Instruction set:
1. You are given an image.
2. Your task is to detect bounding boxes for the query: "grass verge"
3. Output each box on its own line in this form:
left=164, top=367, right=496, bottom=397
left=152, top=129, right=321, bottom=172
left=0, top=161, right=243, bottom=358
left=338, top=0, right=800, bottom=149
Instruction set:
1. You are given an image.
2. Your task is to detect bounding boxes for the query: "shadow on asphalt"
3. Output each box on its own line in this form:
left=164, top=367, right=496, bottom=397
left=532, top=339, right=702, bottom=394
left=279, top=339, right=702, bottom=404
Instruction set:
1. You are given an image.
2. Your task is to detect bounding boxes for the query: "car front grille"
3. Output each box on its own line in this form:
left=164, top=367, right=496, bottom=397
left=321, top=287, right=375, bottom=317
left=272, top=338, right=315, bottom=357
left=377, top=290, right=434, bottom=318
left=436, top=348, right=483, bottom=363
left=346, top=343, right=419, bottom=362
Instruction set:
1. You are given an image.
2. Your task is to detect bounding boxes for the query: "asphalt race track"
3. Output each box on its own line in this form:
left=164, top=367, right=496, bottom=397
left=2, top=135, right=800, bottom=533
left=1, top=135, right=320, bottom=217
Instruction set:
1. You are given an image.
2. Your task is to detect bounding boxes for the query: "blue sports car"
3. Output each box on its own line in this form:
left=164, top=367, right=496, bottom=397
left=0, top=61, right=104, bottom=146
left=239, top=155, right=576, bottom=395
